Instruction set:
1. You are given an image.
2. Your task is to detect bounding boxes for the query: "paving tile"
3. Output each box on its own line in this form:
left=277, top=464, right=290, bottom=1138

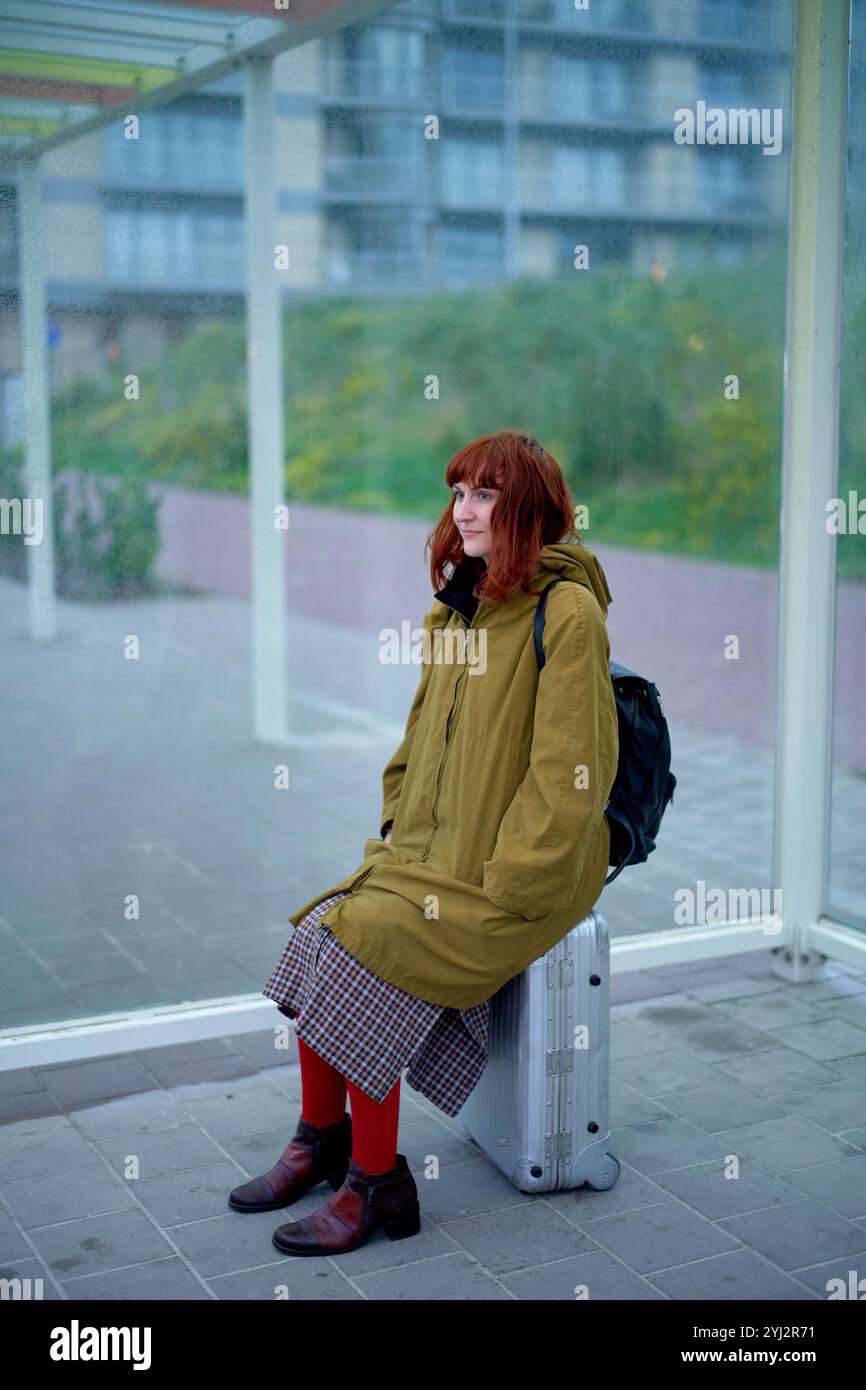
left=35, top=1056, right=160, bottom=1107
left=657, top=1080, right=794, bottom=1132
left=227, top=1029, right=298, bottom=1072
left=0, top=1209, right=32, bottom=1263
left=68, top=1089, right=193, bottom=1141
left=786, top=1251, right=866, bottom=1298
left=352, top=1251, right=511, bottom=1299
left=712, top=1114, right=861, bottom=1175
left=131, top=1038, right=241, bottom=1067
left=610, top=1078, right=675, bottom=1126
left=175, top=1080, right=292, bottom=1140
left=0, top=1258, right=63, bottom=1300
left=2, top=1162, right=135, bottom=1229
left=439, top=1199, right=598, bottom=1276
left=0, top=1091, right=69, bottom=1133
left=545, top=1162, right=673, bottom=1223
left=406, top=1156, right=531, bottom=1222
left=208, top=1261, right=361, bottom=1300
left=95, top=1122, right=230, bottom=1182
left=611, top=1049, right=729, bottom=1094
left=770, top=1079, right=866, bottom=1132
left=777, top=1154, right=866, bottom=1221
left=649, top=1157, right=805, bottom=1220
left=717, top=1198, right=866, bottom=1272
left=135, top=1162, right=250, bottom=1226
left=675, top=1019, right=779, bottom=1062
left=764, top=1018, right=866, bottom=1062
left=710, top=993, right=829, bottom=1031
left=608, top=1118, right=732, bottom=1175
left=577, top=1200, right=740, bottom=1274
left=31, top=1208, right=176, bottom=1280
left=0, top=1125, right=102, bottom=1184
left=649, top=1249, right=820, bottom=1300
left=395, top=1114, right=484, bottom=1170
left=141, top=1054, right=261, bottom=1094
left=166, top=1210, right=313, bottom=1280
left=501, top=1248, right=664, bottom=1299
left=0, top=1068, right=44, bottom=1098
left=63, top=1256, right=213, bottom=1300
left=714, top=1048, right=849, bottom=1096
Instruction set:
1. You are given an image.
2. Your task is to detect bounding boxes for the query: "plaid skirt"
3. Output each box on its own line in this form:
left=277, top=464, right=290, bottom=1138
left=261, top=890, right=489, bottom=1117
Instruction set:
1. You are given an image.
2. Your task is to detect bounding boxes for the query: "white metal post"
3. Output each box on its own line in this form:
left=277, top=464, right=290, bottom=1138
left=243, top=55, right=289, bottom=743
left=18, top=155, right=57, bottom=641
left=773, top=0, right=850, bottom=974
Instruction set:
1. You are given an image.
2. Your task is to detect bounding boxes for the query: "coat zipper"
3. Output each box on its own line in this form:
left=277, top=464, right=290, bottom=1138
left=420, top=605, right=484, bottom=862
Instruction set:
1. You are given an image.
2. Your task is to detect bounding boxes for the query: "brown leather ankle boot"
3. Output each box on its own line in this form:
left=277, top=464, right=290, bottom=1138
left=227, top=1114, right=352, bottom=1213
left=271, top=1154, right=421, bottom=1255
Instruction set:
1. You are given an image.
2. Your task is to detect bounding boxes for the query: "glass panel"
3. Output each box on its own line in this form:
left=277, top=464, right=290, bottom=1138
left=828, top=0, right=866, bottom=930
left=0, top=0, right=797, bottom=1033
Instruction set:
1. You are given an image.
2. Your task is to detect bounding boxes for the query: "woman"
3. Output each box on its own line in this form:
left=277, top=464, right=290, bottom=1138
left=228, top=429, right=619, bottom=1257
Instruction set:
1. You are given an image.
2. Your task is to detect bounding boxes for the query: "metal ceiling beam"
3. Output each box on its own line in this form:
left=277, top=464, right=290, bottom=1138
left=0, top=0, right=403, bottom=165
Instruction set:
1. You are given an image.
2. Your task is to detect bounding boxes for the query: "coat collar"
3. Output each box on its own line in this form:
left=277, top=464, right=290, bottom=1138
left=433, top=555, right=484, bottom=625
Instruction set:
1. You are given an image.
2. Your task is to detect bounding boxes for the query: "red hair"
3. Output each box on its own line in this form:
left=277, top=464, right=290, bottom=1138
left=427, top=429, right=580, bottom=605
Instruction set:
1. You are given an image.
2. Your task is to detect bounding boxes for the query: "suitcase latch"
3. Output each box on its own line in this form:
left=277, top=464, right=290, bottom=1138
left=546, top=1047, right=574, bottom=1075
left=545, top=1129, right=573, bottom=1162
left=546, top=957, right=574, bottom=989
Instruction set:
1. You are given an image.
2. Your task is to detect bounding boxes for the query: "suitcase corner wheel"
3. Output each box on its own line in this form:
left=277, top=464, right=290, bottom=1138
left=458, top=909, right=620, bottom=1195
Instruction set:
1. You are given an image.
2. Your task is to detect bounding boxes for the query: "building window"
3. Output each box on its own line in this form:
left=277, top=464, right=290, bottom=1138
left=441, top=139, right=504, bottom=207
left=105, top=209, right=244, bottom=289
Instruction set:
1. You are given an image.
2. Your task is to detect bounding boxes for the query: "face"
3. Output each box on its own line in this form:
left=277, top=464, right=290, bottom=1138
left=452, top=479, right=501, bottom=564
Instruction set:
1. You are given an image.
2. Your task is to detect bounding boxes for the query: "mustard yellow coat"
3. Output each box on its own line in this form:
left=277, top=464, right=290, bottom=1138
left=286, top=539, right=620, bottom=1009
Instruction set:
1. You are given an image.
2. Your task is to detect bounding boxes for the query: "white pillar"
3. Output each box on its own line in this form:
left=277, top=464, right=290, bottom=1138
left=773, top=0, right=850, bottom=964
left=242, top=55, right=289, bottom=743
left=18, top=155, right=57, bottom=640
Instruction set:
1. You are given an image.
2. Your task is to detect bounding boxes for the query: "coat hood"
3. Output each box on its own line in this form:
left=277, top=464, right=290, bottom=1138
left=529, top=538, right=613, bottom=618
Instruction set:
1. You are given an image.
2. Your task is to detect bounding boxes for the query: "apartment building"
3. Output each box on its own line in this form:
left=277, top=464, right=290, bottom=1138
left=0, top=0, right=792, bottom=393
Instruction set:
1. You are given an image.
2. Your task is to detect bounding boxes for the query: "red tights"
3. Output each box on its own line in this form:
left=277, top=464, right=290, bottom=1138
left=297, top=1034, right=399, bottom=1175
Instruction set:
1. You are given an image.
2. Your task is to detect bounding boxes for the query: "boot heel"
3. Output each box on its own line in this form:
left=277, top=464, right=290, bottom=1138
left=384, top=1202, right=421, bottom=1240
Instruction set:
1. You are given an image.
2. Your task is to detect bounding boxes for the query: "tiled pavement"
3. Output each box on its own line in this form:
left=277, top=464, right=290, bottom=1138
left=2, top=950, right=865, bottom=1301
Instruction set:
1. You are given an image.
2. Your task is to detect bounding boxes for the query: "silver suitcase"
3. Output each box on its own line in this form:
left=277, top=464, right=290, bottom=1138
left=458, top=909, right=621, bottom=1194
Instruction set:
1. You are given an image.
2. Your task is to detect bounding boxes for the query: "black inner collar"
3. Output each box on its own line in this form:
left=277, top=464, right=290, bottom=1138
left=433, top=555, right=484, bottom=625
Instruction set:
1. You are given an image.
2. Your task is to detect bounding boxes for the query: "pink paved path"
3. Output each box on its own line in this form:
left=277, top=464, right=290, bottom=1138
left=151, top=481, right=865, bottom=773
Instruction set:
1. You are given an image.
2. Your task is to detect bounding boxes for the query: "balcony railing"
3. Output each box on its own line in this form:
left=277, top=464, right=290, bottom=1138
left=440, top=69, right=506, bottom=114
left=442, top=0, right=506, bottom=21
left=515, top=0, right=773, bottom=45
left=520, top=169, right=767, bottom=219
left=325, top=249, right=425, bottom=288
left=321, top=57, right=429, bottom=103
left=323, top=156, right=426, bottom=199
left=520, top=80, right=745, bottom=128
left=441, top=169, right=506, bottom=207
left=103, top=142, right=243, bottom=191
left=440, top=256, right=507, bottom=285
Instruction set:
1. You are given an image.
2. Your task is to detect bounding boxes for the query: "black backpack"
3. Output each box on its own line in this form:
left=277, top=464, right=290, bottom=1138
left=533, top=579, right=676, bottom=886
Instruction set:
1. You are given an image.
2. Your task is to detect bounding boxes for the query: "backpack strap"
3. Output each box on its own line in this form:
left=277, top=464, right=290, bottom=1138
left=532, top=578, right=572, bottom=670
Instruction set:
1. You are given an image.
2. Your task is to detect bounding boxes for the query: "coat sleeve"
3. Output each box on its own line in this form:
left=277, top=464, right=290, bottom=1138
left=378, top=602, right=440, bottom=839
left=482, top=583, right=619, bottom=920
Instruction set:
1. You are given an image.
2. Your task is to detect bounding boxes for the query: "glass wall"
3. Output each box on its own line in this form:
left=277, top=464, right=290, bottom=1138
left=829, top=0, right=866, bottom=931
left=0, top=0, right=828, bottom=1036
